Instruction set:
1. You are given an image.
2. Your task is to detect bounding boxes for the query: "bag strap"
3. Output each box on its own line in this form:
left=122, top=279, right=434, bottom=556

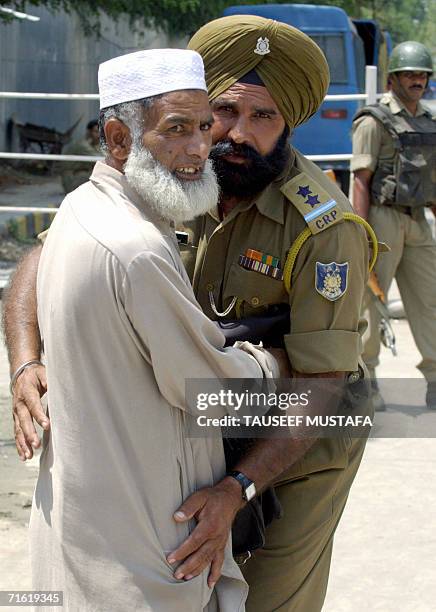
left=355, top=104, right=401, bottom=147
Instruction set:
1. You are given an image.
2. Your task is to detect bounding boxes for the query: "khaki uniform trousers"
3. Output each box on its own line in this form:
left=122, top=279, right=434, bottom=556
left=242, top=433, right=369, bottom=611
left=363, top=206, right=436, bottom=382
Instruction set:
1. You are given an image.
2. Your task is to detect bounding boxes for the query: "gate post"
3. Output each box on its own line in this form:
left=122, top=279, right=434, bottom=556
left=365, top=65, right=378, bottom=105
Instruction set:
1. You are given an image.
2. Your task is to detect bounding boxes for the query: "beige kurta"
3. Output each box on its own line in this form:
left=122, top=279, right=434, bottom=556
left=32, top=162, right=274, bottom=611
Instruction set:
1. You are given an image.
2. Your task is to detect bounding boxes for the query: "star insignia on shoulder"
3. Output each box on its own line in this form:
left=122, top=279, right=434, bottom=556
left=296, top=185, right=311, bottom=197
left=306, top=194, right=320, bottom=207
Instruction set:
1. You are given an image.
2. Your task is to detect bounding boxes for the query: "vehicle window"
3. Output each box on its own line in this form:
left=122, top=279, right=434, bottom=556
left=353, top=35, right=366, bottom=92
left=311, top=35, right=348, bottom=84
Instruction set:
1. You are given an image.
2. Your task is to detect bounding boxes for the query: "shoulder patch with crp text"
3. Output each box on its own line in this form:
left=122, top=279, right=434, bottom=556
left=315, top=261, right=349, bottom=301
left=281, top=172, right=343, bottom=234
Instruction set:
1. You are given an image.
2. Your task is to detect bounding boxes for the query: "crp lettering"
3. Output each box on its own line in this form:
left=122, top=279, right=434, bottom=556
left=315, top=209, right=337, bottom=230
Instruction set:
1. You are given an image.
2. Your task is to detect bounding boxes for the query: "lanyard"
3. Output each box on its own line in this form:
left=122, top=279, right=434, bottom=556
left=208, top=291, right=237, bottom=318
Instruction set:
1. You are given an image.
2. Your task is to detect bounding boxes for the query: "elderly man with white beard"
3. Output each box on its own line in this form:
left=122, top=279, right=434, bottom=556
left=26, top=49, right=281, bottom=612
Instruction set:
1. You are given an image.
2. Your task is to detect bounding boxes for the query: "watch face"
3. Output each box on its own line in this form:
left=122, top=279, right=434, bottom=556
left=245, top=482, right=256, bottom=501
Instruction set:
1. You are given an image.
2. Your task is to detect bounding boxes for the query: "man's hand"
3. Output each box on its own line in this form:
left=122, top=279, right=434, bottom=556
left=368, top=270, right=385, bottom=303
left=2, top=244, right=44, bottom=460
left=13, top=363, right=49, bottom=461
left=167, top=477, right=243, bottom=588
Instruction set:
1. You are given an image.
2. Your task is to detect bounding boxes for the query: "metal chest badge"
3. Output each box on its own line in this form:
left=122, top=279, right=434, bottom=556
left=315, top=262, right=349, bottom=301
left=254, top=37, right=270, bottom=55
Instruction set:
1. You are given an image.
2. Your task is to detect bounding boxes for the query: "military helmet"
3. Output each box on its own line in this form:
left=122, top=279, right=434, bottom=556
left=388, top=41, right=433, bottom=74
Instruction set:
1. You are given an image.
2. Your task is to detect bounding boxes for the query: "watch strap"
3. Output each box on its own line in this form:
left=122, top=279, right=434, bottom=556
left=228, top=471, right=256, bottom=501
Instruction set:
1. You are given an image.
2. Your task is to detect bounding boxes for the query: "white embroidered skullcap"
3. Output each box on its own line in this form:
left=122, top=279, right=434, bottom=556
left=98, top=49, right=207, bottom=109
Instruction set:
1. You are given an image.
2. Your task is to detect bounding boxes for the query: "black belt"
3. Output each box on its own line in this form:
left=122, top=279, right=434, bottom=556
left=395, top=205, right=413, bottom=216
left=373, top=203, right=416, bottom=216
left=394, top=205, right=433, bottom=216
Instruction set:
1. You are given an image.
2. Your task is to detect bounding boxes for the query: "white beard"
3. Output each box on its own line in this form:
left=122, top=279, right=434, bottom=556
left=124, top=146, right=219, bottom=223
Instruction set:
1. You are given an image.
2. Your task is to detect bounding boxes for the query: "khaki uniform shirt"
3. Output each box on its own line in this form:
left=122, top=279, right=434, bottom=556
left=182, top=149, right=369, bottom=374
left=33, top=162, right=276, bottom=611
left=351, top=90, right=428, bottom=174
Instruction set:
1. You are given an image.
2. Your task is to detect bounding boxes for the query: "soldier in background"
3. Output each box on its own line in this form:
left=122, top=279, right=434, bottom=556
left=60, top=119, right=100, bottom=193
left=352, top=41, right=436, bottom=410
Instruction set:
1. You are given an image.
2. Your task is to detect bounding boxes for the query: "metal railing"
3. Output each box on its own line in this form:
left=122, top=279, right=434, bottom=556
left=0, top=93, right=98, bottom=100
left=0, top=152, right=101, bottom=162
left=0, top=66, right=379, bottom=164
left=0, top=206, right=61, bottom=213
left=0, top=66, right=379, bottom=214
left=0, top=152, right=356, bottom=163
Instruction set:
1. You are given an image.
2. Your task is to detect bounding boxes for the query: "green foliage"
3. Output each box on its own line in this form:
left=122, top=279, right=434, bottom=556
left=1, top=0, right=231, bottom=35
left=1, top=0, right=435, bottom=52
left=277, top=0, right=434, bottom=49
left=353, top=0, right=434, bottom=49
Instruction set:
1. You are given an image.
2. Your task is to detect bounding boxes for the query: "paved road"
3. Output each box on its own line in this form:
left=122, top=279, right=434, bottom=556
left=324, top=318, right=436, bottom=611
left=0, top=175, right=63, bottom=230
left=1, top=309, right=435, bottom=609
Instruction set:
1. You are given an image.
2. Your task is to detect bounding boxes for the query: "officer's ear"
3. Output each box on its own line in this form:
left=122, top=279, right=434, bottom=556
left=104, top=118, right=132, bottom=163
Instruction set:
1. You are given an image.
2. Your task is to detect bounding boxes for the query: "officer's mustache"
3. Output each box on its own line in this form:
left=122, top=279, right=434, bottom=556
left=209, top=128, right=290, bottom=175
left=210, top=140, right=267, bottom=167
left=209, top=127, right=290, bottom=199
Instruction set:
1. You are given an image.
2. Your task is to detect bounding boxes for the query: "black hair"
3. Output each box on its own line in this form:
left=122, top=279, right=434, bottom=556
left=98, top=94, right=164, bottom=154
left=86, top=119, right=98, bottom=131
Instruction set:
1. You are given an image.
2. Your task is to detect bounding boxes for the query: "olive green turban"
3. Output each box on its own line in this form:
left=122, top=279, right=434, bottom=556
left=188, top=15, right=330, bottom=128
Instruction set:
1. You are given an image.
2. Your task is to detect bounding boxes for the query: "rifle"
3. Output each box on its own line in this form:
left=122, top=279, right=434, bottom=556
left=368, top=271, right=397, bottom=356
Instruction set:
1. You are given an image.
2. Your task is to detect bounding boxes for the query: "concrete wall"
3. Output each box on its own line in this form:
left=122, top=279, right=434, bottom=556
left=0, top=7, right=187, bottom=152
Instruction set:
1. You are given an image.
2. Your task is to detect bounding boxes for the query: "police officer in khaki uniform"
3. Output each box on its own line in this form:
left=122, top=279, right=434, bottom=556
left=6, top=16, right=374, bottom=612
left=182, top=16, right=373, bottom=611
left=352, top=41, right=436, bottom=409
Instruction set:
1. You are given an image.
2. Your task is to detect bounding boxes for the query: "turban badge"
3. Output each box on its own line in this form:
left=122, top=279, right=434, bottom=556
left=254, top=37, right=270, bottom=55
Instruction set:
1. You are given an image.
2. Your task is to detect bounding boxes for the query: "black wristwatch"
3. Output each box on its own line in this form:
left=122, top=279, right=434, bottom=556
left=228, top=471, right=256, bottom=502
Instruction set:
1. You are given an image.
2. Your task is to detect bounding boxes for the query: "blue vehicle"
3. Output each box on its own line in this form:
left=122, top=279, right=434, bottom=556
left=223, top=4, right=392, bottom=192
left=423, top=79, right=436, bottom=115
